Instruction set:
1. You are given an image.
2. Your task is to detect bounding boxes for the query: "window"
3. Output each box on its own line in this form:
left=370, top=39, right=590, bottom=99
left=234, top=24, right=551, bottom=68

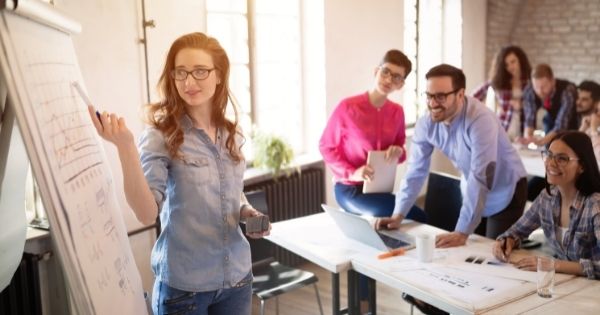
left=403, top=0, right=462, bottom=125
left=207, top=0, right=324, bottom=159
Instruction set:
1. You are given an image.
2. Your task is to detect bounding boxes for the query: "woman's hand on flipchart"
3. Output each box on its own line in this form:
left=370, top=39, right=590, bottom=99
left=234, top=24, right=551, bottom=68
left=88, top=105, right=134, bottom=149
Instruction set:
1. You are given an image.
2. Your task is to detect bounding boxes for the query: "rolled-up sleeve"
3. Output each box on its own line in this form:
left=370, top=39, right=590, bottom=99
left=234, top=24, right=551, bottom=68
left=471, top=81, right=490, bottom=101
left=582, top=213, right=600, bottom=279
left=138, top=128, right=170, bottom=210
left=498, top=196, right=543, bottom=241
left=550, top=85, right=576, bottom=133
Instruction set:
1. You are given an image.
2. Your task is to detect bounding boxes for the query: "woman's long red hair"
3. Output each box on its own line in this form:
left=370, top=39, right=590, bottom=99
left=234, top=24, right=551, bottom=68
left=145, top=32, right=243, bottom=163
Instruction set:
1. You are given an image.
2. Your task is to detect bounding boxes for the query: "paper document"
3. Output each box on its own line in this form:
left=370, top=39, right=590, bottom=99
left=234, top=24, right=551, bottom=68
left=363, top=150, right=397, bottom=193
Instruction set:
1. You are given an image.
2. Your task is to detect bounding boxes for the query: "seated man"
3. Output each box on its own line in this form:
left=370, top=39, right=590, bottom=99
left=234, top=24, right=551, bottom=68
left=577, top=80, right=600, bottom=168
left=522, top=63, right=578, bottom=146
left=522, top=64, right=578, bottom=201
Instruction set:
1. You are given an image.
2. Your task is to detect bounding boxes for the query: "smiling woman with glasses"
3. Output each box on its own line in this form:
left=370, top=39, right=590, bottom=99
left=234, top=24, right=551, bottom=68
left=319, top=49, right=427, bottom=314
left=494, top=131, right=600, bottom=279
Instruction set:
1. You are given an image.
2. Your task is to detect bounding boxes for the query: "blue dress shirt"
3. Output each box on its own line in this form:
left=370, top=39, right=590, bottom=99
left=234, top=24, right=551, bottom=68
left=394, top=96, right=527, bottom=234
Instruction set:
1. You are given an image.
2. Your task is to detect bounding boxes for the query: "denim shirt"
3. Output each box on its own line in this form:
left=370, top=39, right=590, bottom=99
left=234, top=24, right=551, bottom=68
left=139, top=115, right=251, bottom=292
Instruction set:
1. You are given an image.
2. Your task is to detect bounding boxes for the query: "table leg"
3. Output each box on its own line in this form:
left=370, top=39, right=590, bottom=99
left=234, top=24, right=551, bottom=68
left=368, top=276, right=376, bottom=315
left=332, top=272, right=341, bottom=315
left=347, top=269, right=360, bottom=315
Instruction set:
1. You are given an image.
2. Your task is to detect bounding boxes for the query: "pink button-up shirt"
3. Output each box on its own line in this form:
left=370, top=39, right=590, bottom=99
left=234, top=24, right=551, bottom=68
left=319, top=92, right=407, bottom=185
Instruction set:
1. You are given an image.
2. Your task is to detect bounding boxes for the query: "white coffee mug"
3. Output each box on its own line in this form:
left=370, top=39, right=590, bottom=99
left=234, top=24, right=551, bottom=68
left=416, top=234, right=435, bottom=262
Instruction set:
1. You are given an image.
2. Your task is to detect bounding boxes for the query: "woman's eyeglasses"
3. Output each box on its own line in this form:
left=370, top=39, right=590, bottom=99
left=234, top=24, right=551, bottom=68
left=541, top=150, right=579, bottom=166
left=170, top=68, right=215, bottom=81
left=379, top=66, right=405, bottom=84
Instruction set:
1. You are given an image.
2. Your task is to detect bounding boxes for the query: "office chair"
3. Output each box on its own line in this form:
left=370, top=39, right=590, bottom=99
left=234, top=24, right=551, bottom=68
left=423, top=171, right=463, bottom=232
left=243, top=190, right=324, bottom=315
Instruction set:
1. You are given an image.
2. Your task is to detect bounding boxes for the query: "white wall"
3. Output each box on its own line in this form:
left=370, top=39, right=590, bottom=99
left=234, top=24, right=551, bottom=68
left=462, top=0, right=487, bottom=93
left=323, top=0, right=405, bottom=206
left=144, top=1, right=207, bottom=102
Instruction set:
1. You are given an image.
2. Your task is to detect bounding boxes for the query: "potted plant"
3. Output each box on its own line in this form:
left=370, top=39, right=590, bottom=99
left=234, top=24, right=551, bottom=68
left=252, top=131, right=297, bottom=179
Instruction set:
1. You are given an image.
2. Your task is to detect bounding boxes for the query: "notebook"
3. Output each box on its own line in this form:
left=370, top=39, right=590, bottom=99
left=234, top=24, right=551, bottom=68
left=321, top=204, right=414, bottom=251
left=362, top=150, right=397, bottom=193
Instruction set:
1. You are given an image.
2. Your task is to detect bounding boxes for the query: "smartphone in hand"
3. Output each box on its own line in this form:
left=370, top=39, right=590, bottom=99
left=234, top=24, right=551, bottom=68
left=246, top=215, right=270, bottom=233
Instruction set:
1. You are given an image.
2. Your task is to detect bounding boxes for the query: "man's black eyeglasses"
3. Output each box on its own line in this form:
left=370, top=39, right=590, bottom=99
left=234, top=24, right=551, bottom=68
left=423, top=89, right=460, bottom=103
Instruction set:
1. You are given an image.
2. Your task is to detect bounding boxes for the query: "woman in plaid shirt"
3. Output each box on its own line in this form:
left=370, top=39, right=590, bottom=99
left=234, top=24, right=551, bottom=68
left=472, top=45, right=531, bottom=141
left=493, top=131, right=600, bottom=279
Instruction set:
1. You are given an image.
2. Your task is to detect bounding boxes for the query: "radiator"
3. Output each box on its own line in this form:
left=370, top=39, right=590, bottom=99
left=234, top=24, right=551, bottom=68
left=245, top=166, right=325, bottom=266
left=0, top=253, right=42, bottom=315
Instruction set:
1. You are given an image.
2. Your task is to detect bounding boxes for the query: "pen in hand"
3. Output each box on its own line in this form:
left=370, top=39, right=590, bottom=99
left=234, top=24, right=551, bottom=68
left=500, top=238, right=514, bottom=262
left=72, top=81, right=102, bottom=125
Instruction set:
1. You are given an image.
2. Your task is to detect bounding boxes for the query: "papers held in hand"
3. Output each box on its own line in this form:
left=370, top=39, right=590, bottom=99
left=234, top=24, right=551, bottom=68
left=362, top=150, right=397, bottom=194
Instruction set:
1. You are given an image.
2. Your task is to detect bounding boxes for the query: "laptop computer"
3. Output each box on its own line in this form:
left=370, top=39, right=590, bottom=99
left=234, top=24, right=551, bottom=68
left=321, top=204, right=414, bottom=251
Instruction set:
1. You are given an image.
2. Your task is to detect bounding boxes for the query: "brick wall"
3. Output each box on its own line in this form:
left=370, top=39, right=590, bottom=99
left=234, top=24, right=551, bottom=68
left=486, top=0, right=600, bottom=85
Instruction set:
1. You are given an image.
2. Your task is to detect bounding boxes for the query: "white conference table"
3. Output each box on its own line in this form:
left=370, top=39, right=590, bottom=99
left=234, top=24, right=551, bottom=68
left=265, top=213, right=374, bottom=315
left=350, top=233, right=575, bottom=315
left=486, top=276, right=600, bottom=314
left=267, top=212, right=595, bottom=315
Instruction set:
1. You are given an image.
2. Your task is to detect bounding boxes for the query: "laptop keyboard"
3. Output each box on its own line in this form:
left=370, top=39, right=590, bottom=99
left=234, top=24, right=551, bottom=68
left=377, top=232, right=411, bottom=249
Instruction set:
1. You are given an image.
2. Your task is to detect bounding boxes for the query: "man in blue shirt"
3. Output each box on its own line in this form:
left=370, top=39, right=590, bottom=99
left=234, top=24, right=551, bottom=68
left=377, top=64, right=528, bottom=248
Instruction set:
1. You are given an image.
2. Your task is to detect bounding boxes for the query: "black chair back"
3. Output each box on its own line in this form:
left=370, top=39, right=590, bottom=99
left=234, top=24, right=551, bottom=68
left=424, top=172, right=463, bottom=232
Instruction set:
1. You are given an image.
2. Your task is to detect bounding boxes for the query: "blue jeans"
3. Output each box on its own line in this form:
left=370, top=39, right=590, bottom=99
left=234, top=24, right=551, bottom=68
left=152, top=275, right=252, bottom=315
left=334, top=183, right=427, bottom=300
left=334, top=183, right=428, bottom=222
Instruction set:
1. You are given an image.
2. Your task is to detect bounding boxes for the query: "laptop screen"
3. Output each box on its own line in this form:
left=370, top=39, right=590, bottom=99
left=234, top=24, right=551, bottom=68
left=322, top=204, right=414, bottom=251
left=377, top=231, right=411, bottom=249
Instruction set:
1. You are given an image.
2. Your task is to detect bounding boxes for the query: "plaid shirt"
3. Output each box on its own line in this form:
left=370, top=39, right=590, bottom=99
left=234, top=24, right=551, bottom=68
left=472, top=81, right=524, bottom=131
left=522, top=79, right=577, bottom=132
left=498, top=187, right=600, bottom=279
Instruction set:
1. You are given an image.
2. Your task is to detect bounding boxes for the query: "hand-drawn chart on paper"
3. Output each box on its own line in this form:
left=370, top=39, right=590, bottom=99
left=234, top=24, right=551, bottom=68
left=0, top=8, right=146, bottom=314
